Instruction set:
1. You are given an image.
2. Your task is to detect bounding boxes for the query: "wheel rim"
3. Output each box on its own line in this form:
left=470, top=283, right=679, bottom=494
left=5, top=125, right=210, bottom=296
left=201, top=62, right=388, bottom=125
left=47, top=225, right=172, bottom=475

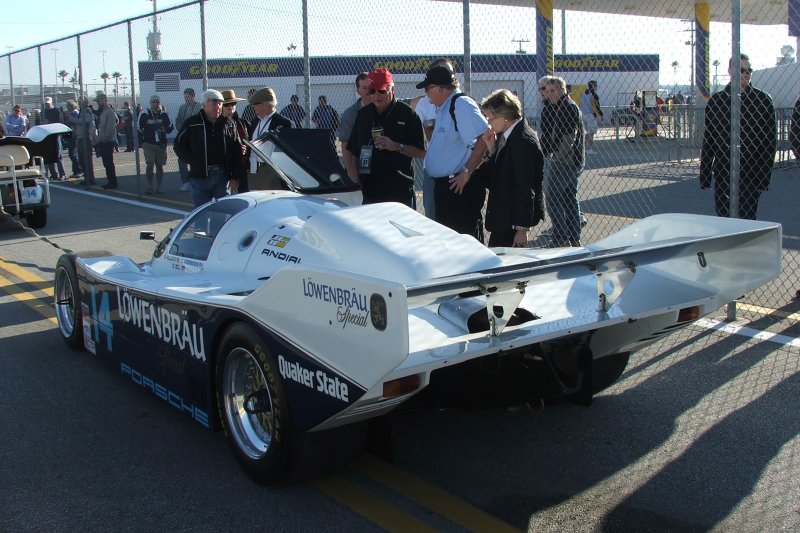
left=54, top=266, right=76, bottom=338
left=222, top=347, right=276, bottom=460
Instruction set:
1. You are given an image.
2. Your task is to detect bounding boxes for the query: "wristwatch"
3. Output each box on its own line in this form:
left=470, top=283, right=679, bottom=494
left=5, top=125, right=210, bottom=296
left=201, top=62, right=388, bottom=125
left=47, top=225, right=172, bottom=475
left=512, top=225, right=529, bottom=231
left=398, top=143, right=405, bottom=154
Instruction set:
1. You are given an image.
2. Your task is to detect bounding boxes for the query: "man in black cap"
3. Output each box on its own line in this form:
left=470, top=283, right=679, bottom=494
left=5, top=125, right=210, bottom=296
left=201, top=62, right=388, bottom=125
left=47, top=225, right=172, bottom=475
left=346, top=68, right=425, bottom=206
left=417, top=66, right=490, bottom=240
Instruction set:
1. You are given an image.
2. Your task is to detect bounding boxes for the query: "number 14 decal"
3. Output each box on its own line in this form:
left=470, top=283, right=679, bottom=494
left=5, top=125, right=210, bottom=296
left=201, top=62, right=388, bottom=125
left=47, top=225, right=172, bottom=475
left=89, top=286, right=114, bottom=351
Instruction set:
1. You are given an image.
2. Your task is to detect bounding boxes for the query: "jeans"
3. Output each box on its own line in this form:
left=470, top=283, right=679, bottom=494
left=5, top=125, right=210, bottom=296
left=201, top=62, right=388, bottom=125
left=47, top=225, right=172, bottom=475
left=45, top=135, right=66, bottom=178
left=545, top=161, right=582, bottom=246
left=78, top=139, right=95, bottom=184
left=67, top=135, right=83, bottom=176
left=190, top=169, right=229, bottom=208
left=97, top=141, right=117, bottom=186
left=178, top=158, right=189, bottom=184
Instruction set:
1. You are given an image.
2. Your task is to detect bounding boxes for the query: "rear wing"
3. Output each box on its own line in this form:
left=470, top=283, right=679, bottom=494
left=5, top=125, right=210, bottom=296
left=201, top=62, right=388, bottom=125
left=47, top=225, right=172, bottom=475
left=405, top=215, right=782, bottom=334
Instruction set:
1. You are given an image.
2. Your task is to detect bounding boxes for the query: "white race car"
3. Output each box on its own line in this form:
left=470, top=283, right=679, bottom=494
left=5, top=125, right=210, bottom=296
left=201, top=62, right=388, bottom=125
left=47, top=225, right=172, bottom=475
left=54, top=190, right=781, bottom=483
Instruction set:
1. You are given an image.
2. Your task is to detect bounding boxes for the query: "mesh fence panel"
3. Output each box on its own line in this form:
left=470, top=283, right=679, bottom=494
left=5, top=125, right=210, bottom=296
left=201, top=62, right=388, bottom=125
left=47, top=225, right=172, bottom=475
left=1, top=0, right=797, bottom=316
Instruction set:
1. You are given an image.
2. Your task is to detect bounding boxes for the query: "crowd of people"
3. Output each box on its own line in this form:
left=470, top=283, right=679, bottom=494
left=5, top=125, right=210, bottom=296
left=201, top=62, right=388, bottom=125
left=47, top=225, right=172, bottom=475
left=1, top=51, right=794, bottom=245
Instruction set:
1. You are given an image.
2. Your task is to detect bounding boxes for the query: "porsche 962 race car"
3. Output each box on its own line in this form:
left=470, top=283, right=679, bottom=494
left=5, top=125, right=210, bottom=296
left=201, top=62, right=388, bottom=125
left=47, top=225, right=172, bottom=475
left=53, top=189, right=781, bottom=483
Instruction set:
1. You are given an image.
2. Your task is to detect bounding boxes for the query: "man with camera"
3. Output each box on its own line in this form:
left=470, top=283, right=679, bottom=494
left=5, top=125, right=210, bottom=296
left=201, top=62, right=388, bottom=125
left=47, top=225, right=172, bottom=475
left=138, top=94, right=174, bottom=194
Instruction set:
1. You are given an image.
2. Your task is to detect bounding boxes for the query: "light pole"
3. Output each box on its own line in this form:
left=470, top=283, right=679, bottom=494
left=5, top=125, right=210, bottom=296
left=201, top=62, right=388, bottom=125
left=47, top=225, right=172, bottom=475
left=51, top=47, right=58, bottom=95
left=712, top=59, right=720, bottom=93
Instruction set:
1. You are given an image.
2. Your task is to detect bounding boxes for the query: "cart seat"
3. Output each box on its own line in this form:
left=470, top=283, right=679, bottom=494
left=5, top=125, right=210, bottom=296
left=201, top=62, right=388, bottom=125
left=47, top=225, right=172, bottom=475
left=0, top=145, right=42, bottom=179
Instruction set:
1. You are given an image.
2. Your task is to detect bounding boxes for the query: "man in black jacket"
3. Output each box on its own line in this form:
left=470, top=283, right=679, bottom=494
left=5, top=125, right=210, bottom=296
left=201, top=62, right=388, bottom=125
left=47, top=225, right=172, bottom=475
left=174, top=89, right=245, bottom=208
left=139, top=94, right=174, bottom=194
left=789, top=96, right=800, bottom=161
left=346, top=68, right=425, bottom=206
left=540, top=76, right=584, bottom=247
left=245, top=87, right=294, bottom=191
left=700, top=54, right=776, bottom=220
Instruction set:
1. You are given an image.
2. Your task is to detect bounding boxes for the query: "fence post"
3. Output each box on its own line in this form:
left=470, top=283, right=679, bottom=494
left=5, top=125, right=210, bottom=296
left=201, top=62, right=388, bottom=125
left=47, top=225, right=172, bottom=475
left=8, top=55, right=14, bottom=107
left=462, top=0, right=471, bottom=94
left=303, top=0, right=311, bottom=128
left=128, top=19, right=142, bottom=197
left=727, top=0, right=742, bottom=322
left=200, top=0, right=208, bottom=91
left=77, top=35, right=83, bottom=101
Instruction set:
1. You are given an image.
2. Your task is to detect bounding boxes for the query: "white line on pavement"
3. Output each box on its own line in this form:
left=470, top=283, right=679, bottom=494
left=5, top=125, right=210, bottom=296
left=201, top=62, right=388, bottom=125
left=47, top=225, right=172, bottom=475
left=695, top=318, right=800, bottom=348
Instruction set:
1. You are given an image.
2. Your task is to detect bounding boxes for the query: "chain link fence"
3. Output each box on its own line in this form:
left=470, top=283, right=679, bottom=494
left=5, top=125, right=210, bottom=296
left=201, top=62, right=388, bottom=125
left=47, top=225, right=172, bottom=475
left=1, top=0, right=798, bottom=317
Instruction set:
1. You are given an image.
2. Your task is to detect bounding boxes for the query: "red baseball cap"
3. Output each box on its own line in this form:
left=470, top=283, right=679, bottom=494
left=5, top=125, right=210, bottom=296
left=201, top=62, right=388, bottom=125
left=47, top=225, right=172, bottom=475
left=368, top=68, right=393, bottom=90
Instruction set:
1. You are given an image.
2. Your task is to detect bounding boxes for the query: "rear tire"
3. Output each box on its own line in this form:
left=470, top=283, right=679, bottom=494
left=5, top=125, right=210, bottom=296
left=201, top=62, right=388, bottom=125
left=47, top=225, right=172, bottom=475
left=26, top=208, right=47, bottom=229
left=216, top=323, right=293, bottom=484
left=592, top=352, right=631, bottom=394
left=54, top=254, right=84, bottom=350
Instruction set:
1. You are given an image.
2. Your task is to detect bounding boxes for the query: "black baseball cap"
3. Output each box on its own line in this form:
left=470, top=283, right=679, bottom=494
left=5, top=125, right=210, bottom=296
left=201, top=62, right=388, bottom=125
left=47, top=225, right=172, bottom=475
left=416, top=66, right=456, bottom=89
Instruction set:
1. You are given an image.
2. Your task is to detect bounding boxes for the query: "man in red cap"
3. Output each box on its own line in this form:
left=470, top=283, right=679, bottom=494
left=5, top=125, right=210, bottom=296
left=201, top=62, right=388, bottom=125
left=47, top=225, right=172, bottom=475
left=345, top=68, right=425, bottom=206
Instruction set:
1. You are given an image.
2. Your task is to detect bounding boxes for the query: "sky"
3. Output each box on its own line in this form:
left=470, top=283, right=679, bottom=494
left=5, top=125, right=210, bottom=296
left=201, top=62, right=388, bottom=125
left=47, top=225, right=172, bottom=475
left=0, top=0, right=796, bottom=88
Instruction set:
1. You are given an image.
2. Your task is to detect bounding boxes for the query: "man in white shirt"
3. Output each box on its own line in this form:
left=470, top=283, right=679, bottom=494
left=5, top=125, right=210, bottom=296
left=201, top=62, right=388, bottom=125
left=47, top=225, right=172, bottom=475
left=246, top=87, right=293, bottom=190
left=414, top=58, right=456, bottom=219
left=579, top=80, right=603, bottom=154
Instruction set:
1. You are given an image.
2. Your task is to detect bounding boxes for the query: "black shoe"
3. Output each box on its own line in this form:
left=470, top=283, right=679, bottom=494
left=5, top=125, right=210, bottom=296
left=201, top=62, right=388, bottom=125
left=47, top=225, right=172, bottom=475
left=102, top=183, right=118, bottom=190
left=124, top=148, right=134, bottom=152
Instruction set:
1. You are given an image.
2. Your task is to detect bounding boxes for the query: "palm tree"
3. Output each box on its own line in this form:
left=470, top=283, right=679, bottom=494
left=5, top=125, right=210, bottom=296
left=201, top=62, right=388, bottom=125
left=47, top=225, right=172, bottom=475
left=58, top=70, right=69, bottom=88
left=112, top=72, right=123, bottom=107
left=100, top=72, right=110, bottom=96
left=68, top=76, right=78, bottom=89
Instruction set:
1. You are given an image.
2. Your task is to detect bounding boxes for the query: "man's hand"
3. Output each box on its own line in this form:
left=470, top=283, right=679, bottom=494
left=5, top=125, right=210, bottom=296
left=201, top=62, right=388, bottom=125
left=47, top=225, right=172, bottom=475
left=513, top=229, right=529, bottom=247
left=449, top=170, right=471, bottom=194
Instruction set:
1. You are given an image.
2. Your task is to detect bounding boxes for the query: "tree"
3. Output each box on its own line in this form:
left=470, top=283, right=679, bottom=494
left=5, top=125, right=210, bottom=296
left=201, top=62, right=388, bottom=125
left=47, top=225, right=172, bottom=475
left=100, top=72, right=109, bottom=96
left=58, top=70, right=69, bottom=87
left=68, top=76, right=78, bottom=89
left=112, top=72, right=123, bottom=107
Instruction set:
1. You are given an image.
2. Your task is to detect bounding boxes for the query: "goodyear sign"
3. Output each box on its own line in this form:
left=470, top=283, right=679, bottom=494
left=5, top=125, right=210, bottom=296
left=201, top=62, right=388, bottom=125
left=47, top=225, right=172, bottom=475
left=138, top=54, right=658, bottom=81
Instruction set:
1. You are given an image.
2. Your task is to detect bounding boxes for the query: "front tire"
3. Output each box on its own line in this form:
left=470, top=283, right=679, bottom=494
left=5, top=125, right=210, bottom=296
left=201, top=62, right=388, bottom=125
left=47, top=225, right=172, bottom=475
left=54, top=254, right=83, bottom=350
left=216, top=323, right=293, bottom=484
left=26, top=208, right=47, bottom=229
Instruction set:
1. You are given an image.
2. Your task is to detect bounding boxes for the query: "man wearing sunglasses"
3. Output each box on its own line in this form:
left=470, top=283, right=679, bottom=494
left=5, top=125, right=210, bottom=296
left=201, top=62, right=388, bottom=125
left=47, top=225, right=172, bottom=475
left=700, top=53, right=776, bottom=220
left=346, top=68, right=425, bottom=207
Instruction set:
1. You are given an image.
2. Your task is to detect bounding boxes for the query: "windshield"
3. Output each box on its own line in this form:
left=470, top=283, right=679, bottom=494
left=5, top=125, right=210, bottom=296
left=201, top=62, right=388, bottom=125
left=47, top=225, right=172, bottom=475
left=168, top=198, right=249, bottom=261
left=244, top=128, right=359, bottom=193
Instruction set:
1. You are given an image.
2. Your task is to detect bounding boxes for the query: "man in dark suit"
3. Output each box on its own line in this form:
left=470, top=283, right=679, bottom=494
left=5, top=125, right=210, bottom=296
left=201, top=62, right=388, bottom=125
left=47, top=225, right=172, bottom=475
left=245, top=87, right=294, bottom=190
left=478, top=89, right=545, bottom=247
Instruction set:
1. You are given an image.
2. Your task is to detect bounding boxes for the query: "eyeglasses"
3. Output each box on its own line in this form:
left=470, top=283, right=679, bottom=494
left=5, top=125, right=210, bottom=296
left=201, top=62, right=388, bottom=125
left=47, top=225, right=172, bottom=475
left=223, top=102, right=236, bottom=107
left=424, top=85, right=439, bottom=94
left=369, top=88, right=388, bottom=95
left=539, top=87, right=546, bottom=91
left=740, top=67, right=753, bottom=74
